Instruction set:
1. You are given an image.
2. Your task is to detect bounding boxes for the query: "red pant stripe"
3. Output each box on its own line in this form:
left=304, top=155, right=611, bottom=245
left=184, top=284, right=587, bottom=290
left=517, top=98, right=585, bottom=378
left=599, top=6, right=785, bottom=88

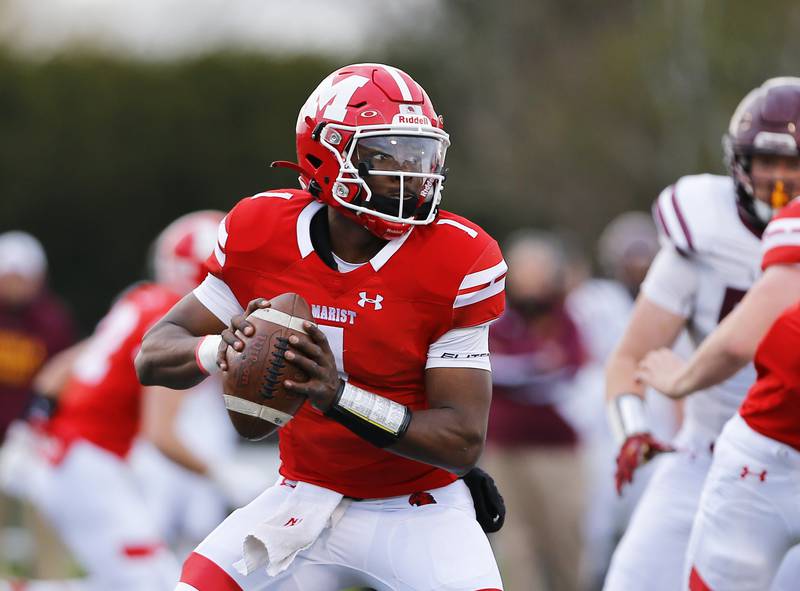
left=122, top=542, right=163, bottom=558
left=689, top=565, right=713, bottom=591
left=181, top=552, right=242, bottom=591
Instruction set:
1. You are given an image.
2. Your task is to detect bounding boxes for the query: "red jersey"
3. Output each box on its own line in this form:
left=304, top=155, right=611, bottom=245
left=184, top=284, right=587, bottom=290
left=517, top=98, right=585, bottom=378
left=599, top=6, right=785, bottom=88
left=48, top=283, right=180, bottom=458
left=739, top=198, right=800, bottom=449
left=203, top=190, right=506, bottom=498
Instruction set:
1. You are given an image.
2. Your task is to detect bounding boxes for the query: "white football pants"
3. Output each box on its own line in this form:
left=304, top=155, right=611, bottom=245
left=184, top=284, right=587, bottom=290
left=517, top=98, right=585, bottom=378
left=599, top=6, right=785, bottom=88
left=177, top=478, right=503, bottom=591
left=685, top=415, right=800, bottom=591
left=36, top=439, right=179, bottom=591
left=603, top=421, right=715, bottom=591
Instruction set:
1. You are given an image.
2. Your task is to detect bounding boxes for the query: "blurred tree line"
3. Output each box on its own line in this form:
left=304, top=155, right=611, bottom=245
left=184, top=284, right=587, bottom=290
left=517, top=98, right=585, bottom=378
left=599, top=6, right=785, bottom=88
left=2, top=0, right=800, bottom=331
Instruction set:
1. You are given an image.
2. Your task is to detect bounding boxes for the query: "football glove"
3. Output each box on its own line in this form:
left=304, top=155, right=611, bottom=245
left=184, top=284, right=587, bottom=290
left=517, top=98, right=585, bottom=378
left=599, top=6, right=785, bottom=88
left=462, top=467, right=506, bottom=533
left=615, top=432, right=674, bottom=495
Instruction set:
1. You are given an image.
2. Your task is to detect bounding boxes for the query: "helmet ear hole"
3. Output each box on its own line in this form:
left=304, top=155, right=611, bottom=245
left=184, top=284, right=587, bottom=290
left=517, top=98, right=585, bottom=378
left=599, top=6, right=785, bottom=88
left=305, top=154, right=322, bottom=169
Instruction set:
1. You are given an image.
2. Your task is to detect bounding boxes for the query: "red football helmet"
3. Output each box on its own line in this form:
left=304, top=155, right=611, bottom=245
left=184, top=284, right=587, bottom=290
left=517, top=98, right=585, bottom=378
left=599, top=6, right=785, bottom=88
left=152, top=210, right=225, bottom=295
left=288, top=63, right=450, bottom=240
left=724, top=77, right=800, bottom=227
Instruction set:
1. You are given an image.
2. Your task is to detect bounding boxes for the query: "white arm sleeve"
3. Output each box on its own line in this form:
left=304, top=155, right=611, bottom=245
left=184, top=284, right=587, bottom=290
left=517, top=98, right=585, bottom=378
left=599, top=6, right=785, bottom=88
left=640, top=247, right=698, bottom=318
left=426, top=323, right=492, bottom=371
left=192, top=273, right=244, bottom=325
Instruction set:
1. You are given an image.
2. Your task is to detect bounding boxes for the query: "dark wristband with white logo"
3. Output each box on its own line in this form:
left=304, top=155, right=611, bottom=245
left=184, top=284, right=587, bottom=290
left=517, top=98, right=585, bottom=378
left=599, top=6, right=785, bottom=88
left=324, top=380, right=412, bottom=448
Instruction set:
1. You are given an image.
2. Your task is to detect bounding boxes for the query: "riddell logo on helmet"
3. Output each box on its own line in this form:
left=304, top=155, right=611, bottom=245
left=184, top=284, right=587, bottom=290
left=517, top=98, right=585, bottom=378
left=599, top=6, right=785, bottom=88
left=393, top=104, right=430, bottom=126
left=393, top=113, right=431, bottom=126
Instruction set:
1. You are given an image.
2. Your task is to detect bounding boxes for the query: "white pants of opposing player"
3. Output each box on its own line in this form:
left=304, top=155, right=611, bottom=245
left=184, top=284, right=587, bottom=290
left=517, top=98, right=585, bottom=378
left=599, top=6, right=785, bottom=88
left=36, top=439, right=180, bottom=591
left=603, top=420, right=715, bottom=591
left=176, top=479, right=503, bottom=591
left=685, top=415, right=800, bottom=591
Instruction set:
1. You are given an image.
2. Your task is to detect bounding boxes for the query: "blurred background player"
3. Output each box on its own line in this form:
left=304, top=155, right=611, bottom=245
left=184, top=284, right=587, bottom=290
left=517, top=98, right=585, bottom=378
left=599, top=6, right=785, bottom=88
left=0, top=231, right=77, bottom=576
left=602, top=77, right=800, bottom=591
left=563, top=211, right=679, bottom=589
left=482, top=230, right=586, bottom=591
left=0, top=211, right=249, bottom=591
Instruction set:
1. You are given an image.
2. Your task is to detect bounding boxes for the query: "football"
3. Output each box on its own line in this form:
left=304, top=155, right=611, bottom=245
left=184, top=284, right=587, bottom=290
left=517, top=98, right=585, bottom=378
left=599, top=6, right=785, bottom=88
left=222, top=292, right=312, bottom=440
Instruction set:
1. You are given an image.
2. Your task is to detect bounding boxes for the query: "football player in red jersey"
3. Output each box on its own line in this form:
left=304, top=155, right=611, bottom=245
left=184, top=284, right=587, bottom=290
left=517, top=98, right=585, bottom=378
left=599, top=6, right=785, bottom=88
left=0, top=211, right=230, bottom=591
left=136, top=63, right=506, bottom=591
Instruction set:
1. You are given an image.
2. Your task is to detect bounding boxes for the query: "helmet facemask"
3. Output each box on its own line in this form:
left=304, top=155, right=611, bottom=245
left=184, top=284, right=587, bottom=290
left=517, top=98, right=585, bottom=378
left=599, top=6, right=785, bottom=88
left=317, top=123, right=449, bottom=236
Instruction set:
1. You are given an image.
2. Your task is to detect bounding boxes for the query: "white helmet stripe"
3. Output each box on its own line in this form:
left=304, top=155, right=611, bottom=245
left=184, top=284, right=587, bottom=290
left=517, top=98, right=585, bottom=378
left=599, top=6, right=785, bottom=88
left=382, top=65, right=413, bottom=101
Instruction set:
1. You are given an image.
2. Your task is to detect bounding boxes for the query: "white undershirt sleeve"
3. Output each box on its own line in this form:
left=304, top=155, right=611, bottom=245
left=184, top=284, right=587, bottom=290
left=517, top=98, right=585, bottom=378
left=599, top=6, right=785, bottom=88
left=192, top=273, right=245, bottom=325
left=640, top=247, right=698, bottom=318
left=426, top=322, right=492, bottom=371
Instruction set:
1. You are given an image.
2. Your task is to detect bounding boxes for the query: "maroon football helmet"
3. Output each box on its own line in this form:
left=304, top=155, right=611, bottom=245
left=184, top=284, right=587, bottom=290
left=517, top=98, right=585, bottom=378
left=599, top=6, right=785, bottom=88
left=286, top=64, right=450, bottom=240
left=724, top=77, right=800, bottom=228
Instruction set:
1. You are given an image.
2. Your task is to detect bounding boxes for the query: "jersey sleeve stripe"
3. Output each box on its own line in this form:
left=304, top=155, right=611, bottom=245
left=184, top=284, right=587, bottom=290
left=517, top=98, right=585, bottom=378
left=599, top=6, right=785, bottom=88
left=654, top=186, right=691, bottom=254
left=454, top=278, right=506, bottom=308
left=459, top=260, right=508, bottom=290
left=762, top=232, right=800, bottom=254
left=670, top=187, right=696, bottom=252
left=763, top=217, right=800, bottom=237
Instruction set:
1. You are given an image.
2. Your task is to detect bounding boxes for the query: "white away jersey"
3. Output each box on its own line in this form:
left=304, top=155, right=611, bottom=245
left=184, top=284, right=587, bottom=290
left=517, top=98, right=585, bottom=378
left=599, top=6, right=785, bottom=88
left=645, top=174, right=762, bottom=436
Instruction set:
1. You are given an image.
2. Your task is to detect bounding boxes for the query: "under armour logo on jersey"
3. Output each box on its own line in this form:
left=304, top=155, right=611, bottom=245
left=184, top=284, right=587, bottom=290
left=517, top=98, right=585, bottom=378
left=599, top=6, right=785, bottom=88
left=357, top=292, right=384, bottom=310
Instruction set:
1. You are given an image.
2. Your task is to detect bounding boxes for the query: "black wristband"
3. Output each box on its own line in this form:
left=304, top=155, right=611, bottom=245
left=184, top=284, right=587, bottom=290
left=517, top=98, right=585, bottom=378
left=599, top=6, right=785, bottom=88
left=324, top=380, right=412, bottom=448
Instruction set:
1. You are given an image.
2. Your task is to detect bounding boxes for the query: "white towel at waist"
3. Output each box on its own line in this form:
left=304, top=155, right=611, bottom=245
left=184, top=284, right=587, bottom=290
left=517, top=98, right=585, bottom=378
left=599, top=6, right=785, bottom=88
left=233, top=480, right=349, bottom=577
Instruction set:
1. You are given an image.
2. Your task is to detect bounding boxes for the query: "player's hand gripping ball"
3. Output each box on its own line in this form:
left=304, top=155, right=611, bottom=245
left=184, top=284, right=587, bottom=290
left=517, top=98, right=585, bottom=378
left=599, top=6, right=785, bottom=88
left=220, top=293, right=312, bottom=440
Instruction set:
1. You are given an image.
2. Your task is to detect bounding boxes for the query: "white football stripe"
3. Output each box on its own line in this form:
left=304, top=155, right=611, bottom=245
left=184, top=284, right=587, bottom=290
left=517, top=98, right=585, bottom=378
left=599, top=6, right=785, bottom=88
left=764, top=216, right=800, bottom=236
left=249, top=307, right=313, bottom=334
left=437, top=219, right=478, bottom=238
left=175, top=584, right=201, bottom=591
left=382, top=65, right=413, bottom=101
left=459, top=260, right=508, bottom=290
left=217, top=215, right=229, bottom=248
left=453, top=278, right=506, bottom=308
left=251, top=191, right=293, bottom=200
left=223, top=395, right=295, bottom=427
left=762, top=233, right=800, bottom=254
left=213, top=242, right=226, bottom=267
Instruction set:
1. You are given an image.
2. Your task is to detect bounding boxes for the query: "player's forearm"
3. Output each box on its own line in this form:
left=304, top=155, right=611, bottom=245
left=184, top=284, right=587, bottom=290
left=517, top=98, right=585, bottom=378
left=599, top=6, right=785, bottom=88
left=136, top=322, right=208, bottom=389
left=670, top=335, right=750, bottom=397
left=148, top=430, right=209, bottom=476
left=390, top=408, right=485, bottom=476
left=605, top=350, right=646, bottom=401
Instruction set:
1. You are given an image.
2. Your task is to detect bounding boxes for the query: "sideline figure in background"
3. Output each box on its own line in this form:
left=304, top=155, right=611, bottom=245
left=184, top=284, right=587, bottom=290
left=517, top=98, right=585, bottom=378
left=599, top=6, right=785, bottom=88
left=0, top=231, right=76, bottom=442
left=482, top=231, right=586, bottom=591
left=603, top=77, right=800, bottom=591
left=136, top=63, right=507, bottom=591
left=0, top=231, right=76, bottom=577
left=564, top=212, right=673, bottom=589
